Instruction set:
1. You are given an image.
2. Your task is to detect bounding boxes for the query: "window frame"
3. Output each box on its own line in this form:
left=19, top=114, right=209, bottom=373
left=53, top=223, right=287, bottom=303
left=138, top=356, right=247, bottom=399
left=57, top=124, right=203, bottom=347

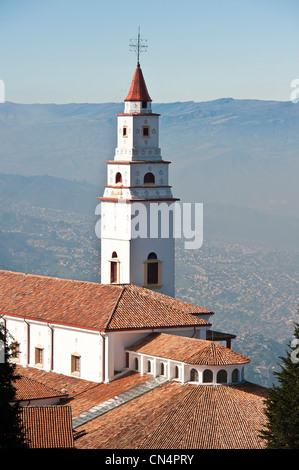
left=143, top=253, right=162, bottom=289
left=35, top=346, right=44, bottom=367
left=109, top=252, right=120, bottom=284
left=71, top=353, right=81, bottom=377
left=122, top=125, right=128, bottom=138
left=11, top=341, right=20, bottom=362
left=141, top=125, right=150, bottom=138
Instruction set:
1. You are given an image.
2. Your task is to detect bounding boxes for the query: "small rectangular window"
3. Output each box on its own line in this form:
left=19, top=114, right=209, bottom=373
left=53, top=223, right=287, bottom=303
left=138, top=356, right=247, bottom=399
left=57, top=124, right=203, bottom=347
left=71, top=354, right=81, bottom=375
left=142, top=101, right=147, bottom=109
left=123, top=126, right=128, bottom=137
left=142, top=126, right=150, bottom=137
left=35, top=347, right=43, bottom=366
left=110, top=261, right=118, bottom=283
left=11, top=342, right=20, bottom=359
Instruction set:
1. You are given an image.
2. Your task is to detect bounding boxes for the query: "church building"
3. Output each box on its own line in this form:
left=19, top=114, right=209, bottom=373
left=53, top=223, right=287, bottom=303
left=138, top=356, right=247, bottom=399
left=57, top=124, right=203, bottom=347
left=0, top=58, right=250, bottom=389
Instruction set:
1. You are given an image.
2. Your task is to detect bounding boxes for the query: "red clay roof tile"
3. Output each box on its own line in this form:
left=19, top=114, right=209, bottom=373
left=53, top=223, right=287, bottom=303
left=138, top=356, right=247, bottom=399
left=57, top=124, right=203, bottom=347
left=15, top=375, right=68, bottom=402
left=74, top=381, right=268, bottom=449
left=20, top=406, right=74, bottom=448
left=0, top=270, right=212, bottom=331
left=126, top=333, right=250, bottom=366
left=124, top=63, right=152, bottom=102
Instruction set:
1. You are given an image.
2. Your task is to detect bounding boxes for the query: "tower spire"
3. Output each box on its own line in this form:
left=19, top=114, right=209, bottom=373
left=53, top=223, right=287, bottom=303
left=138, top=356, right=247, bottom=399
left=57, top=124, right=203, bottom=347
left=129, top=27, right=148, bottom=65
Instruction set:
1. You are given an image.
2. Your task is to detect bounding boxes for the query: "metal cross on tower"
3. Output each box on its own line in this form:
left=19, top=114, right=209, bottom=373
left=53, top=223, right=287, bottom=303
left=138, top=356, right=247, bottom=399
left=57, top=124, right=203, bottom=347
left=129, top=27, right=148, bottom=65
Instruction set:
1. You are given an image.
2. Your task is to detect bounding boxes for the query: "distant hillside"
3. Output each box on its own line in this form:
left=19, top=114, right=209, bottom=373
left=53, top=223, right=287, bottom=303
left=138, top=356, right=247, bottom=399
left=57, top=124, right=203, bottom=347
left=0, top=173, right=98, bottom=216
left=0, top=174, right=298, bottom=388
left=0, top=99, right=299, bottom=219
left=0, top=173, right=298, bottom=251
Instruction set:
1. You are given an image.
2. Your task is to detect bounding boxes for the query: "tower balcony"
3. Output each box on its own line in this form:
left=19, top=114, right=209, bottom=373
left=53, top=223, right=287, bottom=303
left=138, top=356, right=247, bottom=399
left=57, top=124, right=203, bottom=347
left=114, top=146, right=162, bottom=162
left=102, top=185, right=175, bottom=201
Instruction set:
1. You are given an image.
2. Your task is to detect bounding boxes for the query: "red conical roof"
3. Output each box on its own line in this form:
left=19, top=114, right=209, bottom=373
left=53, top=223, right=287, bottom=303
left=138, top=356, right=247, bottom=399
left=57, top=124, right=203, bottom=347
left=125, top=62, right=152, bottom=102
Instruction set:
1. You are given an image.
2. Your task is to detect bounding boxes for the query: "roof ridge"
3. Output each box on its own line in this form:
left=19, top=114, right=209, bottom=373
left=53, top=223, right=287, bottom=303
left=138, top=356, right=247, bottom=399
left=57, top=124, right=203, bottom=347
left=104, top=285, right=127, bottom=330
left=123, top=284, right=213, bottom=315
left=0, top=269, right=103, bottom=287
left=18, top=374, right=62, bottom=393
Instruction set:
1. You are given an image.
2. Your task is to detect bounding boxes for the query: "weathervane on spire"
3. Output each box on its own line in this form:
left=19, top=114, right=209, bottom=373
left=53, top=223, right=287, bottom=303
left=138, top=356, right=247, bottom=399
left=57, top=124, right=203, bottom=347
left=129, top=27, right=148, bottom=65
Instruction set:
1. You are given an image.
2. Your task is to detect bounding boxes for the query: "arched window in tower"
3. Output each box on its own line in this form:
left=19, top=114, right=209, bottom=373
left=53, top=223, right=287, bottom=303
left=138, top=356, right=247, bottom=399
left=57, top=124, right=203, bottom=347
left=190, top=368, right=199, bottom=382
left=115, top=172, right=122, bottom=184
left=147, top=253, right=158, bottom=284
left=216, top=369, right=227, bottom=384
left=110, top=251, right=119, bottom=284
left=203, top=369, right=213, bottom=383
left=143, top=172, right=155, bottom=185
left=143, top=252, right=162, bottom=288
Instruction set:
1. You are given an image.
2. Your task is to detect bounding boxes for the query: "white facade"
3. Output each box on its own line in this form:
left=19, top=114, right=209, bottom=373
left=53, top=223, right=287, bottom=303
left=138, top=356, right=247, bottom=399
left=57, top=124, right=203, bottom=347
left=2, top=315, right=211, bottom=384
left=3, top=316, right=105, bottom=383
left=100, top=64, right=177, bottom=297
left=127, top=351, right=246, bottom=386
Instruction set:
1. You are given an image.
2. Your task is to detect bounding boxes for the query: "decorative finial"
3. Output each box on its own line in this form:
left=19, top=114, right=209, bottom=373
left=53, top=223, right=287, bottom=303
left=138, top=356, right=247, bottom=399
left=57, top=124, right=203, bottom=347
left=129, top=27, right=148, bottom=65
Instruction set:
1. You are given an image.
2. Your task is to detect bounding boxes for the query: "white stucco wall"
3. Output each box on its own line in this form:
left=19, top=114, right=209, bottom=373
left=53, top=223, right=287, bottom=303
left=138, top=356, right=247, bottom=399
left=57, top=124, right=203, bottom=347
left=128, top=350, right=246, bottom=385
left=109, top=327, right=208, bottom=376
left=3, top=316, right=105, bottom=383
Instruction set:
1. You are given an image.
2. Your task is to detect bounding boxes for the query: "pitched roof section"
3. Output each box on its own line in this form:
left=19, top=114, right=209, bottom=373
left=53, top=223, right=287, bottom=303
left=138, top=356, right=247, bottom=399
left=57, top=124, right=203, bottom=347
left=124, top=63, right=152, bottom=102
left=0, top=270, right=122, bottom=330
left=105, top=283, right=212, bottom=330
left=0, top=270, right=212, bottom=331
left=74, top=381, right=268, bottom=449
left=14, top=375, right=68, bottom=402
left=126, top=333, right=250, bottom=366
left=20, top=406, right=74, bottom=448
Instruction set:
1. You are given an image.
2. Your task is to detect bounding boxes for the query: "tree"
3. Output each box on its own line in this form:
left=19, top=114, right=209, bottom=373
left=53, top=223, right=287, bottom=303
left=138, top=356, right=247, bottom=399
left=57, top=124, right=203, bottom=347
left=260, top=315, right=299, bottom=449
left=0, top=323, right=27, bottom=448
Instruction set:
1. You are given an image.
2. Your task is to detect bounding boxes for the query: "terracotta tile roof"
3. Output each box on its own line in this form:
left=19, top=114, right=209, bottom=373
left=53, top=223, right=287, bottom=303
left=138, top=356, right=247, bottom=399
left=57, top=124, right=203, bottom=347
left=68, top=372, right=150, bottom=417
left=126, top=333, right=250, bottom=366
left=14, top=375, right=68, bottom=402
left=206, top=329, right=236, bottom=341
left=20, top=406, right=74, bottom=448
left=106, top=283, right=212, bottom=330
left=0, top=270, right=212, bottom=331
left=16, top=365, right=152, bottom=417
left=15, top=365, right=96, bottom=398
left=74, top=381, right=268, bottom=449
left=124, top=63, right=152, bottom=102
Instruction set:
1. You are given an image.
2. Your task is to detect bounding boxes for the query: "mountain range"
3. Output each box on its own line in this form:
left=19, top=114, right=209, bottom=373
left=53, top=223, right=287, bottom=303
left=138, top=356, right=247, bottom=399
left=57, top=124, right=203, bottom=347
left=0, top=98, right=299, bottom=220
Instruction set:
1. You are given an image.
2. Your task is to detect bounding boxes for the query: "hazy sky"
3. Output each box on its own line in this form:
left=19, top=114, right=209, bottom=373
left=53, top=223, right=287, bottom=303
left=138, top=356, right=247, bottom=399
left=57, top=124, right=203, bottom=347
left=1, top=0, right=299, bottom=104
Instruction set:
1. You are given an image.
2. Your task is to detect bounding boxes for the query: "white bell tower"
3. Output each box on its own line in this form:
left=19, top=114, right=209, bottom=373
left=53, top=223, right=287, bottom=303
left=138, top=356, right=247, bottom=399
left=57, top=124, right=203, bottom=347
left=99, top=56, right=178, bottom=297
